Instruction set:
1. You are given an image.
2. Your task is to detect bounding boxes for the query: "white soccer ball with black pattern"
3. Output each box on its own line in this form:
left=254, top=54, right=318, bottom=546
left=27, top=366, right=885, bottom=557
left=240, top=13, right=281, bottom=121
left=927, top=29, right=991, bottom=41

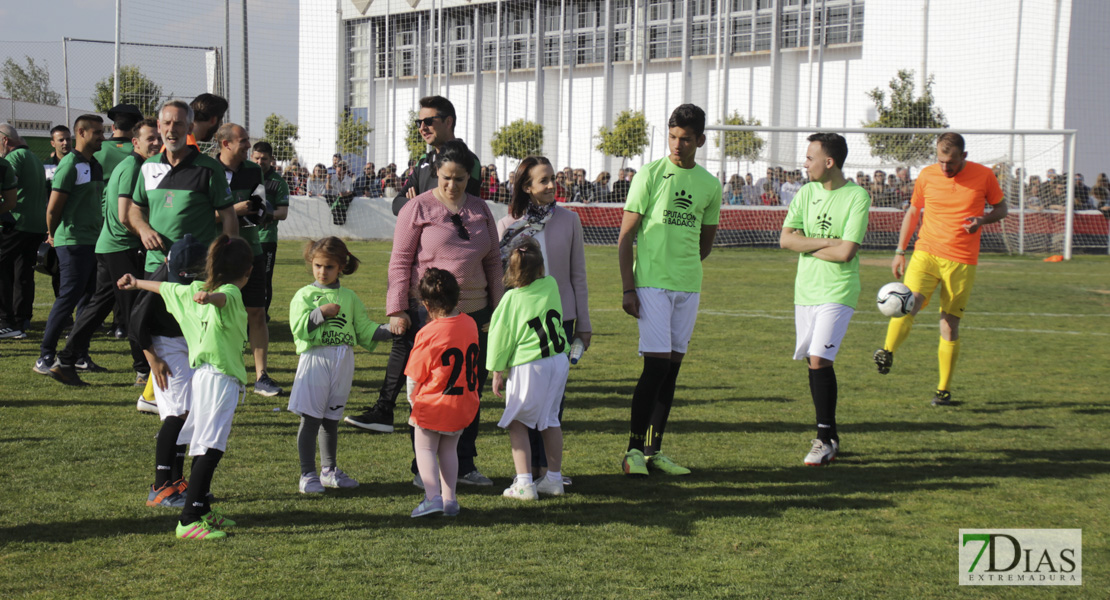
left=876, top=282, right=915, bottom=317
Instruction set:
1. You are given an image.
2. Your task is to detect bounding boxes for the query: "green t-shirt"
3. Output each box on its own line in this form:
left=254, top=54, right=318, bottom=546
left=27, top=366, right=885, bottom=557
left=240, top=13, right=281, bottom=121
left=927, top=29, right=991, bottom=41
left=783, top=181, right=872, bottom=308
left=486, top=276, right=567, bottom=372
left=95, top=152, right=142, bottom=254
left=624, top=156, right=722, bottom=293
left=133, top=147, right=234, bottom=272
left=289, top=283, right=381, bottom=355
left=159, top=280, right=249, bottom=384
left=0, top=156, right=17, bottom=193
left=258, top=167, right=289, bottom=244
left=51, top=152, right=105, bottom=247
left=4, top=147, right=47, bottom=233
left=93, top=137, right=134, bottom=184
left=223, top=159, right=264, bottom=256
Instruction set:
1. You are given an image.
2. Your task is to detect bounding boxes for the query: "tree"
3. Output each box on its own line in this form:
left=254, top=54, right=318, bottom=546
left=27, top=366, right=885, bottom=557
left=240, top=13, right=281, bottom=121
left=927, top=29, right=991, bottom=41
left=1, top=56, right=61, bottom=105
left=405, top=110, right=426, bottom=162
left=261, top=113, right=299, bottom=162
left=715, top=111, right=764, bottom=175
left=336, top=110, right=373, bottom=156
left=596, top=109, right=649, bottom=169
left=864, top=69, right=948, bottom=165
left=490, top=119, right=544, bottom=160
left=92, top=66, right=163, bottom=116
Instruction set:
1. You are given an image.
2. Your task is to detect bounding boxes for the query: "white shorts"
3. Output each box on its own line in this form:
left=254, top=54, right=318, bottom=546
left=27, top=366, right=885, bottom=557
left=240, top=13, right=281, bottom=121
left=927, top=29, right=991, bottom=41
left=793, top=303, right=855, bottom=362
left=287, top=345, right=354, bottom=420
left=151, top=336, right=194, bottom=420
left=178, top=364, right=244, bottom=456
left=497, top=354, right=570, bottom=430
left=636, top=287, right=701, bottom=354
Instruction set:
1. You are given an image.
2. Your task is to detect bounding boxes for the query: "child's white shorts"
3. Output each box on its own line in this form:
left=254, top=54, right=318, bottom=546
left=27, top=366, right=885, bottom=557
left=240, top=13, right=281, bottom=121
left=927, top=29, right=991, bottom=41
left=178, top=364, right=244, bottom=456
left=497, top=353, right=570, bottom=430
left=151, top=335, right=193, bottom=420
left=793, top=303, right=855, bottom=362
left=635, top=287, right=701, bottom=354
left=288, top=345, right=353, bottom=421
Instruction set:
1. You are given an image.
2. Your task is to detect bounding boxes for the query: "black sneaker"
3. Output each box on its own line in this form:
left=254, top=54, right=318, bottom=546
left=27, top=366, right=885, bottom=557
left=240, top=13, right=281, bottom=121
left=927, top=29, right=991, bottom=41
left=0, top=326, right=26, bottom=339
left=931, top=390, right=953, bottom=406
left=344, top=405, right=395, bottom=433
left=74, top=356, right=108, bottom=373
left=253, top=372, right=282, bottom=396
left=873, top=348, right=893, bottom=375
left=48, top=363, right=88, bottom=387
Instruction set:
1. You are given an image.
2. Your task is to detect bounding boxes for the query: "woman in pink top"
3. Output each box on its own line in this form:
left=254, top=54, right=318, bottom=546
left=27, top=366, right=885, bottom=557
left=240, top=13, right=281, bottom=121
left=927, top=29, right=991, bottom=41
left=497, top=155, right=591, bottom=483
left=387, top=139, right=503, bottom=485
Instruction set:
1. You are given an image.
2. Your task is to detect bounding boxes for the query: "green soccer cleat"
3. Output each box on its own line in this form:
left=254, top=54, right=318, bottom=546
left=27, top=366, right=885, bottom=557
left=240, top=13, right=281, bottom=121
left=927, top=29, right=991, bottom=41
left=202, top=507, right=236, bottom=528
left=621, top=449, right=649, bottom=477
left=646, top=453, right=691, bottom=475
left=176, top=520, right=226, bottom=540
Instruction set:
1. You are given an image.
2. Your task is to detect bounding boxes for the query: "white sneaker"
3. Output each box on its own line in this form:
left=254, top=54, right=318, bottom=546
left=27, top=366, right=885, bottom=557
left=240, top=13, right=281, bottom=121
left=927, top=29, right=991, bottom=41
left=321, top=467, right=359, bottom=489
left=803, top=439, right=837, bottom=466
left=535, top=475, right=565, bottom=496
left=299, top=472, right=325, bottom=493
left=136, top=396, right=158, bottom=415
left=502, top=479, right=538, bottom=501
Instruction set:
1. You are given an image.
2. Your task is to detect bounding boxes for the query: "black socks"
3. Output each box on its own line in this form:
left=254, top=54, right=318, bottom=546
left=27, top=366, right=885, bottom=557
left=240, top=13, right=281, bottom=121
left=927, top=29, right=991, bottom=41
left=179, top=448, right=224, bottom=525
left=645, top=362, right=682, bottom=455
left=155, top=416, right=185, bottom=488
left=809, top=365, right=838, bottom=443
left=628, top=356, right=675, bottom=453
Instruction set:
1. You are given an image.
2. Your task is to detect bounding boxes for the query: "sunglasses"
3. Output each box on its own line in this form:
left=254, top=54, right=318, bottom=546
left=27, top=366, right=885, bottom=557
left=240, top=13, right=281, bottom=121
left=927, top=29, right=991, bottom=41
left=449, top=213, right=470, bottom=240
left=414, top=114, right=448, bottom=128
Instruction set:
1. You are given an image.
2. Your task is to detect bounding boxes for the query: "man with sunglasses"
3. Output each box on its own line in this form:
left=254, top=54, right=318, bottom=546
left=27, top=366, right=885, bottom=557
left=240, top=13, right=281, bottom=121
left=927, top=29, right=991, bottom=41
left=389, top=96, right=481, bottom=216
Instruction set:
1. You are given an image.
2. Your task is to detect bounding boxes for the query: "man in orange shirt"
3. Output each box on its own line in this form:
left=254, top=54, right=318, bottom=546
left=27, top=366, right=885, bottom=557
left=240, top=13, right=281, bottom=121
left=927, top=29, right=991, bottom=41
left=874, top=133, right=1008, bottom=406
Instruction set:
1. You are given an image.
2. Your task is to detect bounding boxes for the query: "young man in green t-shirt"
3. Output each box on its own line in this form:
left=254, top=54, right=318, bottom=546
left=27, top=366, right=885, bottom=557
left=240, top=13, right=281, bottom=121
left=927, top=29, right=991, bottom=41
left=617, top=104, right=721, bottom=477
left=93, top=103, right=142, bottom=184
left=50, top=118, right=162, bottom=386
left=250, top=141, right=290, bottom=319
left=216, top=123, right=281, bottom=397
left=36, top=114, right=105, bottom=374
left=0, top=124, right=48, bottom=339
left=779, top=133, right=872, bottom=466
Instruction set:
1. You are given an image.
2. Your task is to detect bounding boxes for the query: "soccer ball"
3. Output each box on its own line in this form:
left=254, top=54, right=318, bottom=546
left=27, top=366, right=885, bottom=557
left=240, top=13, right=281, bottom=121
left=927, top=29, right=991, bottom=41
left=876, top=282, right=915, bottom=317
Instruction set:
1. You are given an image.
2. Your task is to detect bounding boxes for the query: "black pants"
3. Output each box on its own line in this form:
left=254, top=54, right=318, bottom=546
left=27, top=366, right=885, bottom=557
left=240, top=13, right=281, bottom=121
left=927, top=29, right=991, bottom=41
left=260, top=242, right=277, bottom=315
left=57, top=249, right=148, bottom=373
left=390, top=301, right=492, bottom=475
left=0, top=228, right=45, bottom=329
left=328, top=195, right=352, bottom=226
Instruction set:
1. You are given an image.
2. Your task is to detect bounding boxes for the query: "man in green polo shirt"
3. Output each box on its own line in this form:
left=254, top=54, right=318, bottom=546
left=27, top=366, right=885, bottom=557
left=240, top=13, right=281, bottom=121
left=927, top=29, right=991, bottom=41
left=35, top=114, right=105, bottom=374
left=49, top=118, right=163, bottom=386
left=215, top=123, right=281, bottom=396
left=250, top=141, right=290, bottom=319
left=0, top=124, right=48, bottom=339
left=780, top=132, right=872, bottom=467
left=128, top=99, right=238, bottom=273
left=617, top=104, right=721, bottom=477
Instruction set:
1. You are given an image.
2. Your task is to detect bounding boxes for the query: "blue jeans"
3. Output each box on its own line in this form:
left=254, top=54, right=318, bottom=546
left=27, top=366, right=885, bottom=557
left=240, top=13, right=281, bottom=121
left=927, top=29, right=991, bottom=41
left=40, top=244, right=96, bottom=359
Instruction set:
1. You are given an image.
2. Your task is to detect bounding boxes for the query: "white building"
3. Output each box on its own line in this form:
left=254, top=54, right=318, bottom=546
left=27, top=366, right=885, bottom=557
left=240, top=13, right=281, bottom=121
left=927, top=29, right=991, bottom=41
left=298, top=0, right=1106, bottom=180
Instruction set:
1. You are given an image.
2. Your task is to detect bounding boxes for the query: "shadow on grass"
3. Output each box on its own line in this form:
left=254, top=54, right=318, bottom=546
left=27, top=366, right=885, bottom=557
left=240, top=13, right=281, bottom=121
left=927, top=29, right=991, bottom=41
left=3, top=448, right=1107, bottom=542
left=557, top=418, right=1051, bottom=435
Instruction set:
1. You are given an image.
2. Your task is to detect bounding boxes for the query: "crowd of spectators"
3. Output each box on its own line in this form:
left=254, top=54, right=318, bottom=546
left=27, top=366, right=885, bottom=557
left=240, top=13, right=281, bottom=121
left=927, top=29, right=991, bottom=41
left=271, top=154, right=1110, bottom=219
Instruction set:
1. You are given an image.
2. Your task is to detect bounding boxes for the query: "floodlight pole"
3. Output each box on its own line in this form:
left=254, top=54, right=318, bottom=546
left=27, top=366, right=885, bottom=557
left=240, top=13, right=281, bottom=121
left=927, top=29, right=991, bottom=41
left=113, top=0, right=121, bottom=105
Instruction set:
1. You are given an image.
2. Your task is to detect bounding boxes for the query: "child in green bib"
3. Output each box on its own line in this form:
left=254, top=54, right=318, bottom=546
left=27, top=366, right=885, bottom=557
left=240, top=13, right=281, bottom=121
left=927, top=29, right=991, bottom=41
left=118, top=235, right=253, bottom=540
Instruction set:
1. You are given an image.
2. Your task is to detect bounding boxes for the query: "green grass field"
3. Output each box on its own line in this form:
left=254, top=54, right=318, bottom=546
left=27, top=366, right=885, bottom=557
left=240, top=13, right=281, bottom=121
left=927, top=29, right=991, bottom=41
left=1, top=242, right=1107, bottom=599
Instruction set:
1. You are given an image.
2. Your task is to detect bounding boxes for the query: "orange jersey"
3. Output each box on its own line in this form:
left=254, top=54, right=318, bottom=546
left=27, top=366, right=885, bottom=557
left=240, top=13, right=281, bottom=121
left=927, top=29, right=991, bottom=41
left=405, top=314, right=481, bottom=432
left=910, top=161, right=1003, bottom=265
left=159, top=133, right=200, bottom=153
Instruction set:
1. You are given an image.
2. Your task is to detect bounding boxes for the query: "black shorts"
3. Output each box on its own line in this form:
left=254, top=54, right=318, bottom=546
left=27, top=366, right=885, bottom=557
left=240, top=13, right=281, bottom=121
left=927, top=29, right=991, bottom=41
left=241, top=253, right=268, bottom=308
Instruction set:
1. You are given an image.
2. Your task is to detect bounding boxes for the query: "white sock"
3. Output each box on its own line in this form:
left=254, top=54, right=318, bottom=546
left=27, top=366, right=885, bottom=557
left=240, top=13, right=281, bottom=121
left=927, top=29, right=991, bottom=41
left=515, top=473, right=533, bottom=485
left=546, top=470, right=562, bottom=481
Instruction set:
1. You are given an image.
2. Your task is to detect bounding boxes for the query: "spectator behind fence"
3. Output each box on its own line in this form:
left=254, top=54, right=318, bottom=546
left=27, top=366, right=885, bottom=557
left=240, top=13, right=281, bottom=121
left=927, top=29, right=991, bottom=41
left=742, top=173, right=759, bottom=205
left=1091, top=186, right=1109, bottom=218
left=780, top=170, right=802, bottom=206
left=591, top=171, right=611, bottom=203
left=554, top=172, right=568, bottom=203
left=353, top=162, right=380, bottom=198
left=611, top=168, right=633, bottom=203
left=1074, top=174, right=1092, bottom=209
left=725, top=174, right=743, bottom=205
left=307, top=164, right=329, bottom=199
